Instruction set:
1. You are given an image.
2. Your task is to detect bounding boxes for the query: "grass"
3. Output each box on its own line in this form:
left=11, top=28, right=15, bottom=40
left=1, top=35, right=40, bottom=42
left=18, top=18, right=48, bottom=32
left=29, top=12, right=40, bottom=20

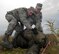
left=44, top=34, right=59, bottom=54
left=0, top=48, right=27, bottom=54
left=45, top=45, right=59, bottom=54
left=0, top=36, right=27, bottom=54
left=0, top=34, right=59, bottom=54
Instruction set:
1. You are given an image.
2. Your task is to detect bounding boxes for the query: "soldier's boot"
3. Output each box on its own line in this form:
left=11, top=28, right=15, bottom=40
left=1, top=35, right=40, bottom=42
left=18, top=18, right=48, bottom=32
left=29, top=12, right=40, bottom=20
left=1, top=34, right=13, bottom=49
left=26, top=44, right=39, bottom=54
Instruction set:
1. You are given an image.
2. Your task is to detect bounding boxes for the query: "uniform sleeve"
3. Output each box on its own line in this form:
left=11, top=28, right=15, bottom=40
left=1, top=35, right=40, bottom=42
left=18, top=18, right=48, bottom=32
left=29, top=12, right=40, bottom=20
left=40, top=12, right=42, bottom=22
left=18, top=8, right=32, bottom=29
left=36, top=12, right=42, bottom=29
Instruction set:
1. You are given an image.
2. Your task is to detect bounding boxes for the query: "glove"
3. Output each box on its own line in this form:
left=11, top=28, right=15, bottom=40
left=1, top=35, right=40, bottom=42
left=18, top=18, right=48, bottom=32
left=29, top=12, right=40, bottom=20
left=32, top=24, right=35, bottom=29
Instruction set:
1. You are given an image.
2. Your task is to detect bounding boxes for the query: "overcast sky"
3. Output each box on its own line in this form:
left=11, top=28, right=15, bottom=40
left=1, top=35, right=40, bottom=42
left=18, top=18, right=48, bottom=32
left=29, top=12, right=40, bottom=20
left=42, top=0, right=59, bottom=34
left=0, top=0, right=59, bottom=35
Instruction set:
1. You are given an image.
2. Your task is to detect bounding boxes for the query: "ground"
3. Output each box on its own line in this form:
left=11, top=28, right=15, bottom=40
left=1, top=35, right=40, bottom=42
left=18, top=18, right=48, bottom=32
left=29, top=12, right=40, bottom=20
left=0, top=34, right=59, bottom=54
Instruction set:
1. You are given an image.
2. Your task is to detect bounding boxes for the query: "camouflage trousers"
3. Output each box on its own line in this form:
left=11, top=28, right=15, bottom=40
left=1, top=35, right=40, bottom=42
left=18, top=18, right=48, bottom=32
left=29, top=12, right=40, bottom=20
left=5, top=14, right=23, bottom=36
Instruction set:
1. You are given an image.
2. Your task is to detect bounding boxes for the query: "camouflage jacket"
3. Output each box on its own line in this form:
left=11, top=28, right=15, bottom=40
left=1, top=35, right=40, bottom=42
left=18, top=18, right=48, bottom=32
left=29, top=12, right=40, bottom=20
left=7, top=8, right=32, bottom=29
left=35, top=12, right=42, bottom=29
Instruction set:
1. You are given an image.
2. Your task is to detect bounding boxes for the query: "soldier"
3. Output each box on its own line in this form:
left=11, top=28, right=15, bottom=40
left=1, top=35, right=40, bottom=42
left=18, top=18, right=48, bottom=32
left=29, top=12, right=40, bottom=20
left=2, top=7, right=32, bottom=49
left=25, top=3, right=48, bottom=54
left=26, top=3, right=43, bottom=34
left=34, top=3, right=43, bottom=32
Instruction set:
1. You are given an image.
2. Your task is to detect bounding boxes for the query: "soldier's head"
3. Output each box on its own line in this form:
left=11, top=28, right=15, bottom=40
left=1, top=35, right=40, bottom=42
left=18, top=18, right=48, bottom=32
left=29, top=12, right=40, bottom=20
left=27, top=7, right=35, bottom=16
left=35, top=3, right=42, bottom=12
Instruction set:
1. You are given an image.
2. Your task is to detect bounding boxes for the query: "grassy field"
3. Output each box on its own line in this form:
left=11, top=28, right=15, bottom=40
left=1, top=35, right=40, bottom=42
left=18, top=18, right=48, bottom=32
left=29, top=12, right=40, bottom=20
left=0, top=48, right=27, bottom=54
left=0, top=36, right=27, bottom=54
left=44, top=34, right=59, bottom=54
left=0, top=34, right=59, bottom=54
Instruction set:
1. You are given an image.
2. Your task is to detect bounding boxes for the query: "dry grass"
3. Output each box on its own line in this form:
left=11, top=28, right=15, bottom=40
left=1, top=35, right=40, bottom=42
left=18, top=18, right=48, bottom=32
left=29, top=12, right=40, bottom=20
left=0, top=36, right=27, bottom=54
left=0, top=34, right=59, bottom=54
left=44, top=34, right=59, bottom=54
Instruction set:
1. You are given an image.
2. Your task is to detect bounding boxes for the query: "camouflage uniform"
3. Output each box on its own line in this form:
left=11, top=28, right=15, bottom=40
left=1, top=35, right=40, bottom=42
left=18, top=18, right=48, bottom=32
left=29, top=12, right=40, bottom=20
left=2, top=8, right=32, bottom=49
left=35, top=3, right=43, bottom=32
left=27, top=5, right=43, bottom=32
left=5, top=8, right=32, bottom=36
left=35, top=12, right=42, bottom=32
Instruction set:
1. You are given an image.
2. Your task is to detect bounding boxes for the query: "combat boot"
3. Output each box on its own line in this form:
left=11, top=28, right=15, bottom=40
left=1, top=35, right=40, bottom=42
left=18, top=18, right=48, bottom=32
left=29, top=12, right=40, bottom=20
left=1, top=34, right=13, bottom=49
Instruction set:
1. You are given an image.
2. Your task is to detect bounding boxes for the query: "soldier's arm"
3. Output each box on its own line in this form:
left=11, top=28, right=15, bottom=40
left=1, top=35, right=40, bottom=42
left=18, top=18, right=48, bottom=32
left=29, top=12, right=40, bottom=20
left=18, top=8, right=32, bottom=29
left=39, top=12, right=42, bottom=22
left=36, top=12, right=42, bottom=29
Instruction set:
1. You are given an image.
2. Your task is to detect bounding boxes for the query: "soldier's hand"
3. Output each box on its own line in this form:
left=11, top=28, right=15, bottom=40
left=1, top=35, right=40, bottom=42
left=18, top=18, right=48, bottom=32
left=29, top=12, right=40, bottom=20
left=32, top=24, right=36, bottom=29
left=24, top=25, right=32, bottom=30
left=24, top=26, right=27, bottom=30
